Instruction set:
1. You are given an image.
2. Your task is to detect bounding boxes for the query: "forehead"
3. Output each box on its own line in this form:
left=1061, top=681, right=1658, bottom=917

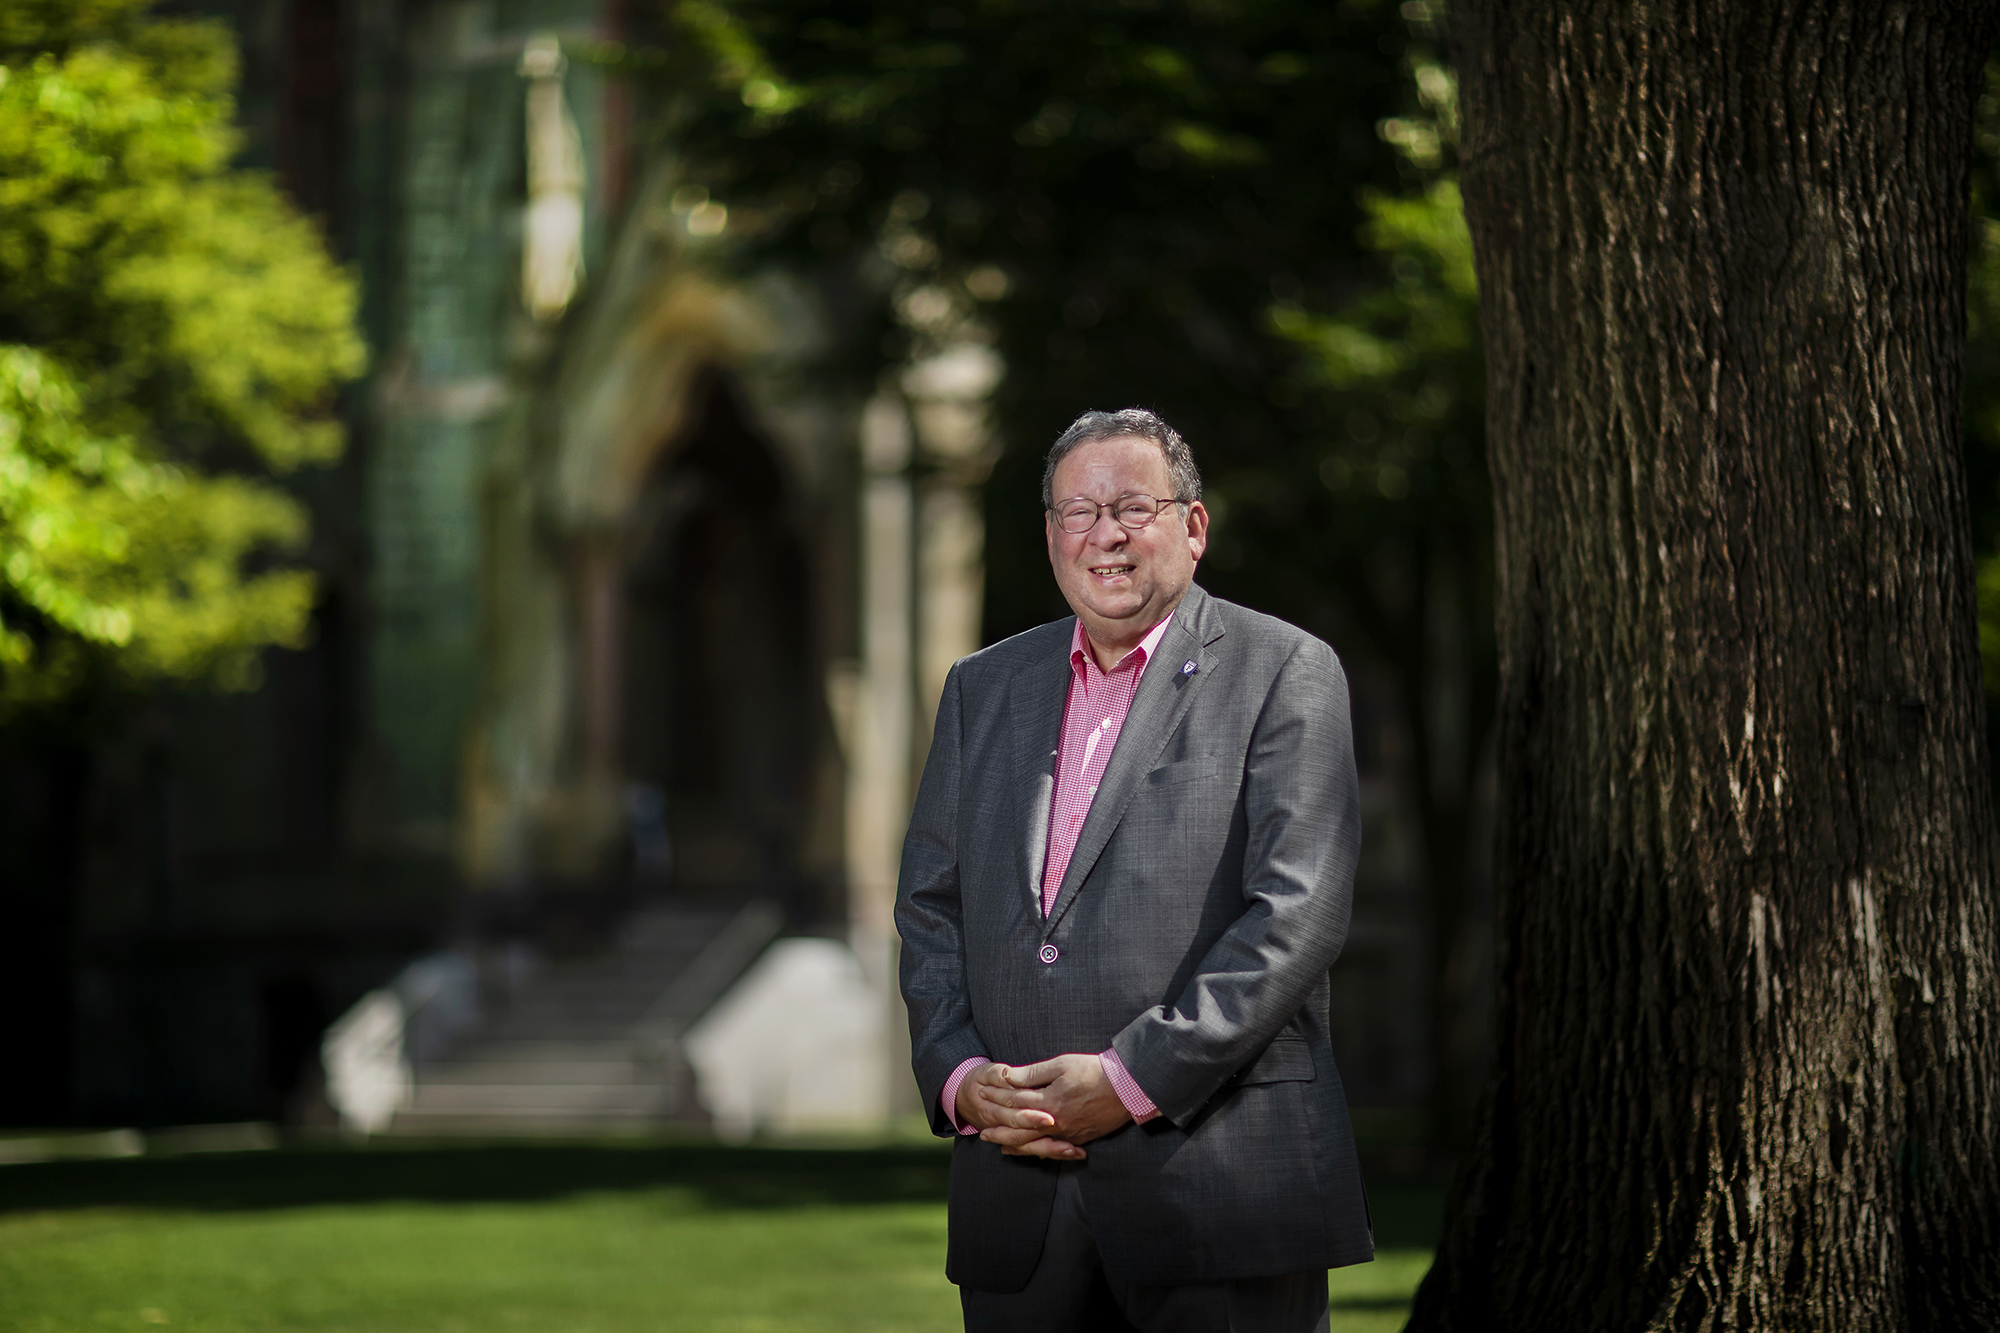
left=1051, top=434, right=1171, bottom=496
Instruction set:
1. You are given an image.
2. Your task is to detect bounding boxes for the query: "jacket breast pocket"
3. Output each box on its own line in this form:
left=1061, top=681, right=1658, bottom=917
left=1144, top=757, right=1217, bottom=788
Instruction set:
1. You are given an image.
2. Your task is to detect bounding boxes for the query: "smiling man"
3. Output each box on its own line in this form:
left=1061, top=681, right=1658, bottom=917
left=896, top=408, right=1373, bottom=1331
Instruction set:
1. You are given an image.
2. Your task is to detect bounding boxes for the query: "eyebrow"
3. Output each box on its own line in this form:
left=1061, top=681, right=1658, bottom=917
left=1053, top=492, right=1158, bottom=503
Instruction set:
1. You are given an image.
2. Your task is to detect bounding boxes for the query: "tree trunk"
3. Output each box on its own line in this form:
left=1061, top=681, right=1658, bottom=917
left=1411, top=4, right=2000, bottom=1329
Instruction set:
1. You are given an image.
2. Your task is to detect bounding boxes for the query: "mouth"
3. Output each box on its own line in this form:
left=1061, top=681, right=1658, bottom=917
left=1087, top=563, right=1137, bottom=579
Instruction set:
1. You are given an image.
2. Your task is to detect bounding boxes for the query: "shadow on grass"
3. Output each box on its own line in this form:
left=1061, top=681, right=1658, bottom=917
left=0, top=1141, right=1447, bottom=1247
left=0, top=1142, right=950, bottom=1216
left=1363, top=1178, right=1448, bottom=1250
left=1330, top=1295, right=1424, bottom=1312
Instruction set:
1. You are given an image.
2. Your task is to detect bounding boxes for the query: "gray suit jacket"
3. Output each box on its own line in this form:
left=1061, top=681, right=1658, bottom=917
left=896, top=582, right=1372, bottom=1291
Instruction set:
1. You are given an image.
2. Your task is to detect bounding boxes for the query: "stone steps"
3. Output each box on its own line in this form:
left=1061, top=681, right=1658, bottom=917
left=385, top=900, right=780, bottom=1135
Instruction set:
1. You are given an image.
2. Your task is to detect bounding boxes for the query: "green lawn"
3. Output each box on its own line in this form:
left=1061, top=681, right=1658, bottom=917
left=0, top=1142, right=1439, bottom=1332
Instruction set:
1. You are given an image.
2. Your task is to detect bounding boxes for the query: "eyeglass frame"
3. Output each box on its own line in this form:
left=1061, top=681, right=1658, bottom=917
left=1047, top=494, right=1191, bottom=535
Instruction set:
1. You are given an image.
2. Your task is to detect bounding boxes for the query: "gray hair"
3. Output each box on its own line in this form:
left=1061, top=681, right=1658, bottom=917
left=1040, top=408, right=1203, bottom=510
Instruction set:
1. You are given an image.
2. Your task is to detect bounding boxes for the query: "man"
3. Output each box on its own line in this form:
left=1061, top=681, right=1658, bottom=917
left=896, top=408, right=1372, bottom=1331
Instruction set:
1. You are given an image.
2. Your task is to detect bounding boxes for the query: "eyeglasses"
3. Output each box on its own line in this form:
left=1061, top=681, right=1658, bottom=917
left=1049, top=495, right=1186, bottom=535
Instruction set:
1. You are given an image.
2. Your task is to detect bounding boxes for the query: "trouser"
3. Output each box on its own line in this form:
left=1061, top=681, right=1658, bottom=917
left=959, top=1168, right=1332, bottom=1333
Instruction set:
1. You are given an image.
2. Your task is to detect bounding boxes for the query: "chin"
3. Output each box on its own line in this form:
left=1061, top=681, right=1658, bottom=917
left=1091, top=602, right=1150, bottom=626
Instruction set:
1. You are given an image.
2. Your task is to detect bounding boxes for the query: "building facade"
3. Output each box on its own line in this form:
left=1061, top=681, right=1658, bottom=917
left=0, top=0, right=1442, bottom=1132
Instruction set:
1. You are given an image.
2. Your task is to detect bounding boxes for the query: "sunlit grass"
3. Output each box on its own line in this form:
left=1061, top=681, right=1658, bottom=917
left=0, top=1142, right=1436, bottom=1332
left=2, top=1192, right=954, bottom=1333
left=1329, top=1249, right=1432, bottom=1332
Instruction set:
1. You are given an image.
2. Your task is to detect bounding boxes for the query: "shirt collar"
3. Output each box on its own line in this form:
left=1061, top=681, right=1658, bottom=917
left=1070, top=610, right=1177, bottom=676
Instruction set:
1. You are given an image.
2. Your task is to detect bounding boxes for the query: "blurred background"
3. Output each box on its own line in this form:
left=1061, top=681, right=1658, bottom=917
left=0, top=0, right=1498, bottom=1157
left=9, top=2, right=2000, bottom=1327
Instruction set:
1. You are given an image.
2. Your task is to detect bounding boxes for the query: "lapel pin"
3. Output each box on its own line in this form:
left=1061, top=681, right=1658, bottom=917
left=1181, top=660, right=1198, bottom=676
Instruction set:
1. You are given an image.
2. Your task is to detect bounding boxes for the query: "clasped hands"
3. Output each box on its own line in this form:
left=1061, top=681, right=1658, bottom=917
left=955, top=1053, right=1131, bottom=1160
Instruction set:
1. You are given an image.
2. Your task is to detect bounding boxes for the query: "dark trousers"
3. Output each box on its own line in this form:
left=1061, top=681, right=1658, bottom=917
left=959, top=1168, right=1332, bottom=1333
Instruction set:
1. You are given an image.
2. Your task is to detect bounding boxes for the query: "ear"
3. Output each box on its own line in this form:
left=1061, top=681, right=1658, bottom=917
left=1183, top=500, right=1210, bottom=562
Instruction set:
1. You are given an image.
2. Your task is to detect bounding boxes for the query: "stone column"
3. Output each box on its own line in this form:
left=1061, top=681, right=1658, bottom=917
left=841, top=349, right=1000, bottom=1123
left=906, top=346, right=1003, bottom=755
left=892, top=344, right=1004, bottom=1117
left=845, top=393, right=915, bottom=1119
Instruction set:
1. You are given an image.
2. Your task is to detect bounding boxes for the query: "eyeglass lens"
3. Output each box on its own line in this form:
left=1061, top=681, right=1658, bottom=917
left=1054, top=497, right=1173, bottom=534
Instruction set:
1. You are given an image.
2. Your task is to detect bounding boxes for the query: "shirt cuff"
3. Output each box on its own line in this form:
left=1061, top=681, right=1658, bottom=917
left=940, top=1056, right=989, bottom=1135
left=1099, top=1048, right=1161, bottom=1124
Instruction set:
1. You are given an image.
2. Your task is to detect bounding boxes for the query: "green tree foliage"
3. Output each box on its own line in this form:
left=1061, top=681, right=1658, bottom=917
left=641, top=0, right=1412, bottom=620
left=1261, top=29, right=1486, bottom=719
left=1264, top=173, right=1485, bottom=663
left=1262, top=35, right=1494, bottom=1143
left=0, top=0, right=363, bottom=709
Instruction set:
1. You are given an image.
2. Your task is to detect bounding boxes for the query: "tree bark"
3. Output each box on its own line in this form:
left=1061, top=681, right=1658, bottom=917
left=1411, top=4, right=2000, bottom=1329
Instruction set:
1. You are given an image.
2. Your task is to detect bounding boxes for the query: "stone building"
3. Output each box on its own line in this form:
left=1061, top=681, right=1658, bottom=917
left=0, top=0, right=1438, bottom=1133
left=0, top=0, right=972, bottom=1130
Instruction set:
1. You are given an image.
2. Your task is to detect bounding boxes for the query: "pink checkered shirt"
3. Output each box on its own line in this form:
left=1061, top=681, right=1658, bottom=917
left=941, top=614, right=1174, bottom=1135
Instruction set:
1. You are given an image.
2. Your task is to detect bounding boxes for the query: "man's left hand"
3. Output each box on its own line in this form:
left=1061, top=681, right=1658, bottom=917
left=978, top=1053, right=1131, bottom=1157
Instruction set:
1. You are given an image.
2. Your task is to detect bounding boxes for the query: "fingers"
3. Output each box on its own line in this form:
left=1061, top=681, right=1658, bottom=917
left=970, top=1061, right=1015, bottom=1087
left=967, top=1084, right=1054, bottom=1132
left=971, top=1079, right=1053, bottom=1112
left=978, top=1124, right=1049, bottom=1147
left=1002, top=1057, right=1069, bottom=1088
left=991, top=1133, right=1085, bottom=1161
left=980, top=1121, right=1086, bottom=1158
left=986, top=1105, right=1057, bottom=1131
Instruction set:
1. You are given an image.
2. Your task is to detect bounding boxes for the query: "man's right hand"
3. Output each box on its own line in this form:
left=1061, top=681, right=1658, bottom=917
left=955, top=1061, right=1086, bottom=1160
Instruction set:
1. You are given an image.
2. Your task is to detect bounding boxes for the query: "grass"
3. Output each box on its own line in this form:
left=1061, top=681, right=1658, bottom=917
left=0, top=1141, right=1441, bottom=1332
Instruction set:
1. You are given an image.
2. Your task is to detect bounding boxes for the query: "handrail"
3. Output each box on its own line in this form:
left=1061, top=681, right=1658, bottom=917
left=634, top=899, right=784, bottom=1048
left=321, top=950, right=480, bottom=1135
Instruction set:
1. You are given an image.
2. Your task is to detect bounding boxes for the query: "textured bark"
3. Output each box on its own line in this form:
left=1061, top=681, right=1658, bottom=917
left=1411, top=4, right=2000, bottom=1330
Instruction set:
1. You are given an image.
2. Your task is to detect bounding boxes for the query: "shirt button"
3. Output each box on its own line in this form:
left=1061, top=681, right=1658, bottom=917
left=1039, top=944, right=1059, bottom=964
left=1101, top=718, right=1113, bottom=730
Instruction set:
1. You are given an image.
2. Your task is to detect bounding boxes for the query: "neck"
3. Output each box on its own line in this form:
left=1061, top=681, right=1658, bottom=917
left=1080, top=593, right=1185, bottom=673
left=1082, top=627, right=1141, bottom=674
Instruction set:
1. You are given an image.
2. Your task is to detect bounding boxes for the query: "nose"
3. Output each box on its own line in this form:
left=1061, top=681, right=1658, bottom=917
left=1086, top=508, right=1129, bottom=544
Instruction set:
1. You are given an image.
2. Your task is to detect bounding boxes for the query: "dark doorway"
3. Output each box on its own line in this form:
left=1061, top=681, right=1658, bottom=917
left=259, top=974, right=328, bottom=1122
left=0, top=737, right=84, bottom=1125
left=623, top=373, right=818, bottom=908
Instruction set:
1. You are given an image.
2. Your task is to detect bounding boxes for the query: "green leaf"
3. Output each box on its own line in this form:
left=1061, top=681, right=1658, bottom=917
left=0, top=3, right=361, bottom=710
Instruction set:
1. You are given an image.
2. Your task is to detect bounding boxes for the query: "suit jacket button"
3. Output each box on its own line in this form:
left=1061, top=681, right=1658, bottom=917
left=1038, top=944, right=1059, bottom=964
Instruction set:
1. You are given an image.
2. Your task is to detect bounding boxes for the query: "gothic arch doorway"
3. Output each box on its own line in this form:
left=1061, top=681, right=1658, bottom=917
left=622, top=372, right=818, bottom=911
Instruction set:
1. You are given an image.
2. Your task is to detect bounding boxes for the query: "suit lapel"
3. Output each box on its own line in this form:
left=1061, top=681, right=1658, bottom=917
left=1014, top=621, right=1076, bottom=916
left=1042, top=584, right=1226, bottom=937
